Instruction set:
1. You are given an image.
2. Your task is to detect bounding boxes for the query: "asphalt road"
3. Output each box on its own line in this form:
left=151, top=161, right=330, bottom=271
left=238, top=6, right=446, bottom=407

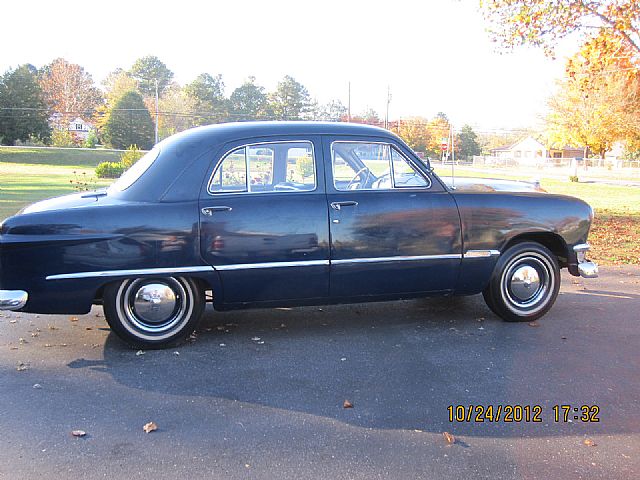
left=1, top=267, right=639, bottom=479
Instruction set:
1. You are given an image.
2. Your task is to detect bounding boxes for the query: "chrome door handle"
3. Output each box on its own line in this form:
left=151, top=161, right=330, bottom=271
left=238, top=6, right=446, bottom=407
left=201, top=206, right=232, bottom=216
left=330, top=201, right=358, bottom=211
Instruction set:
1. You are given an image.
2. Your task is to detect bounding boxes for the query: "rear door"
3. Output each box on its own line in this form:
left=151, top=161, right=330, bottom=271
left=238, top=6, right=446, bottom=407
left=199, top=137, right=330, bottom=304
left=324, top=137, right=462, bottom=298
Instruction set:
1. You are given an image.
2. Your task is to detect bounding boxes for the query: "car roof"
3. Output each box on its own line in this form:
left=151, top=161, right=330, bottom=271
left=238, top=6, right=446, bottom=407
left=160, top=121, right=396, bottom=147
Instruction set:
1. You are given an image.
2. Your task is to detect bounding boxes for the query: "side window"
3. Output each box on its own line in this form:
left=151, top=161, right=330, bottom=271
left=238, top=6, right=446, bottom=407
left=209, top=141, right=316, bottom=194
left=247, top=145, right=274, bottom=192
left=209, top=147, right=247, bottom=193
left=391, top=148, right=428, bottom=188
left=285, top=145, right=315, bottom=189
left=332, top=142, right=428, bottom=191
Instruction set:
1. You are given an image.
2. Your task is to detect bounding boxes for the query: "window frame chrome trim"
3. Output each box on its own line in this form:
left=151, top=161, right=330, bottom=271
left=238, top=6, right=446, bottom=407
left=46, top=266, right=215, bottom=281
left=207, top=140, right=318, bottom=195
left=330, top=140, right=432, bottom=192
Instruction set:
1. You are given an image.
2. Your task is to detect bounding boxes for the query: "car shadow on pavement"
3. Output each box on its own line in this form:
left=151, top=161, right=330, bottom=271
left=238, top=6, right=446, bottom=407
left=66, top=285, right=640, bottom=438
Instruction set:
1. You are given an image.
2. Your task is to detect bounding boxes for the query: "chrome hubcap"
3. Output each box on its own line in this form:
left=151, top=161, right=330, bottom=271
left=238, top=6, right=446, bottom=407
left=501, top=253, right=554, bottom=314
left=121, top=278, right=188, bottom=334
left=509, top=265, right=541, bottom=302
left=132, top=283, right=177, bottom=324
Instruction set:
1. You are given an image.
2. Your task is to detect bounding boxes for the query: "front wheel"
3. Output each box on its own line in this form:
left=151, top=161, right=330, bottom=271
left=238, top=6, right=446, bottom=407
left=103, top=276, right=205, bottom=348
left=483, top=242, right=560, bottom=322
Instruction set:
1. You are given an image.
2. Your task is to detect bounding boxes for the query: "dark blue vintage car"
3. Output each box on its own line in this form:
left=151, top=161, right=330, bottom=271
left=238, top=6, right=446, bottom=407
left=0, top=122, right=598, bottom=347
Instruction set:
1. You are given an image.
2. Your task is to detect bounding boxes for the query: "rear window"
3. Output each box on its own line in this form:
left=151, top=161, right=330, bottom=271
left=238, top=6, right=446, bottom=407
left=108, top=147, right=161, bottom=193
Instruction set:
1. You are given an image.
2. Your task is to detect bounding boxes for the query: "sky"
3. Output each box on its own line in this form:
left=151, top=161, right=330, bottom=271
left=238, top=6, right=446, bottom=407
left=1, top=0, right=577, bottom=131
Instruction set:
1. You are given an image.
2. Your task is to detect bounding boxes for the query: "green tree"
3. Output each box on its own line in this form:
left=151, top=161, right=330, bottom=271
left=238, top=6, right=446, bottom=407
left=457, top=125, right=481, bottom=159
left=129, top=55, right=174, bottom=97
left=315, top=99, right=347, bottom=121
left=102, top=90, right=154, bottom=149
left=157, top=84, right=197, bottom=138
left=0, top=65, right=50, bottom=145
left=269, top=75, right=311, bottom=120
left=184, top=73, right=227, bottom=125
left=229, top=76, right=269, bottom=120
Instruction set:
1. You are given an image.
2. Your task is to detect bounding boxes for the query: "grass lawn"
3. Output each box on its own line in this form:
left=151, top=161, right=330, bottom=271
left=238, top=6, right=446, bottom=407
left=0, top=147, right=121, bottom=167
left=0, top=149, right=637, bottom=265
left=0, top=147, right=116, bottom=220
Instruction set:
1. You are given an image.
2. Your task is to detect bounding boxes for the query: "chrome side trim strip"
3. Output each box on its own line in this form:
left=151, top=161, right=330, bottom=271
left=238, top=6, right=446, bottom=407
left=573, top=243, right=590, bottom=252
left=46, top=266, right=215, bottom=281
left=464, top=250, right=500, bottom=258
left=331, top=254, right=461, bottom=265
left=215, top=260, right=330, bottom=271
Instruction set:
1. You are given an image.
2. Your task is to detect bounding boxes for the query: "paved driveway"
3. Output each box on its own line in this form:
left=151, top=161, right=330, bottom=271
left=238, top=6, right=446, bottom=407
left=1, top=267, right=639, bottom=479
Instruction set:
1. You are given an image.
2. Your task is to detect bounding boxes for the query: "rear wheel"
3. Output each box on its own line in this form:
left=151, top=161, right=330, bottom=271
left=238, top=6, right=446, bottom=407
left=483, top=242, right=560, bottom=322
left=103, top=276, right=204, bottom=348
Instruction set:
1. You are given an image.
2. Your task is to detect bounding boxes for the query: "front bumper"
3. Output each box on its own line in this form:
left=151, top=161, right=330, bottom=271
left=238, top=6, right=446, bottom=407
left=0, top=290, right=28, bottom=311
left=573, top=243, right=598, bottom=278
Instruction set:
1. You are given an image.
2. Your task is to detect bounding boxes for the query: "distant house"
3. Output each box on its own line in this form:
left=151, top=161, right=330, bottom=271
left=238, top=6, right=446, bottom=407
left=68, top=117, right=93, bottom=141
left=490, top=136, right=547, bottom=167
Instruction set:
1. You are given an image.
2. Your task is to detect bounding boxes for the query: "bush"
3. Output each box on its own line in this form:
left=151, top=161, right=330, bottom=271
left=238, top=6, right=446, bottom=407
left=51, top=129, right=78, bottom=147
left=83, top=131, right=98, bottom=149
left=569, top=175, right=579, bottom=182
left=120, top=144, right=143, bottom=168
left=95, top=161, right=126, bottom=178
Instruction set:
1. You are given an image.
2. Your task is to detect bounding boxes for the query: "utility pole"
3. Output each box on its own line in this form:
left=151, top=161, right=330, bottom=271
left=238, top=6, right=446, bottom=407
left=347, top=81, right=351, bottom=122
left=450, top=124, right=455, bottom=188
left=154, top=79, right=159, bottom=144
left=385, top=85, right=391, bottom=130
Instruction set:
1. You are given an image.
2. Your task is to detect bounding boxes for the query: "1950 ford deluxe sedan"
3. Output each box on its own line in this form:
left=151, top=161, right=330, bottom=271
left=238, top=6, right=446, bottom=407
left=0, top=122, right=598, bottom=347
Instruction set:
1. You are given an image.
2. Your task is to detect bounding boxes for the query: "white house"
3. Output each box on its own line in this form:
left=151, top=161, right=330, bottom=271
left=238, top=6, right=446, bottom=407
left=490, top=136, right=547, bottom=167
left=68, top=117, right=94, bottom=140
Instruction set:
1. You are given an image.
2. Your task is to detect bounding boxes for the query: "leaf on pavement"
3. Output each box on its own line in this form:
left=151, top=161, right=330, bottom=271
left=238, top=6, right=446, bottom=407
left=143, top=422, right=158, bottom=433
left=16, top=362, right=29, bottom=371
left=71, top=430, right=86, bottom=437
left=443, top=431, right=456, bottom=445
left=528, top=321, right=540, bottom=327
left=343, top=400, right=353, bottom=409
left=583, top=438, right=597, bottom=447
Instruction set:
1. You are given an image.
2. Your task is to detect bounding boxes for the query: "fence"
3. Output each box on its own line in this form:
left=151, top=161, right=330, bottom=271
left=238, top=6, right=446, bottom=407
left=470, top=156, right=640, bottom=179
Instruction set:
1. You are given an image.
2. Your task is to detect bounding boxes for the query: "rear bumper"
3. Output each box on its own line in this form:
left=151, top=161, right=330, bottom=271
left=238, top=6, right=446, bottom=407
left=0, top=290, right=28, bottom=310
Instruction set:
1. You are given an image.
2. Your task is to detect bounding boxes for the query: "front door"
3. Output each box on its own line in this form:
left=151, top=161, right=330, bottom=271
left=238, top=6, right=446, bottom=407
left=325, top=138, right=462, bottom=298
left=199, top=138, right=330, bottom=304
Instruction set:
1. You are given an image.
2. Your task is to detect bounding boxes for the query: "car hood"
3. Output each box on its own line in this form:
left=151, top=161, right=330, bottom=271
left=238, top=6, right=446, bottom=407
left=439, top=176, right=546, bottom=193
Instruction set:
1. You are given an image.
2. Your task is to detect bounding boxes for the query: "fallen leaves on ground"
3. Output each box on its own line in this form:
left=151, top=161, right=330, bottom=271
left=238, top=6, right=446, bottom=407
left=443, top=432, right=456, bottom=445
left=343, top=400, right=353, bottom=409
left=16, top=362, right=29, bottom=371
left=589, top=213, right=640, bottom=265
left=71, top=430, right=86, bottom=437
left=528, top=321, right=540, bottom=327
left=143, top=422, right=158, bottom=433
left=583, top=438, right=597, bottom=447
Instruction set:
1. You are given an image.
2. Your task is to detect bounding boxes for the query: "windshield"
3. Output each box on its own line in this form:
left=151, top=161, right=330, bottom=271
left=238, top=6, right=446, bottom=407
left=108, top=147, right=161, bottom=193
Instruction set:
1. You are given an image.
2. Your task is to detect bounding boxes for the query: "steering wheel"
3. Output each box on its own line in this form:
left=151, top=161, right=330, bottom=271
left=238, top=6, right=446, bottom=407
left=346, top=167, right=371, bottom=190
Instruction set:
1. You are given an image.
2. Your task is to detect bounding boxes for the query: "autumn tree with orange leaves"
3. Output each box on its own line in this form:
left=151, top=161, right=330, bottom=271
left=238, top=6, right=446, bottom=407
left=39, top=58, right=103, bottom=127
left=481, top=0, right=640, bottom=57
left=546, top=32, right=640, bottom=157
